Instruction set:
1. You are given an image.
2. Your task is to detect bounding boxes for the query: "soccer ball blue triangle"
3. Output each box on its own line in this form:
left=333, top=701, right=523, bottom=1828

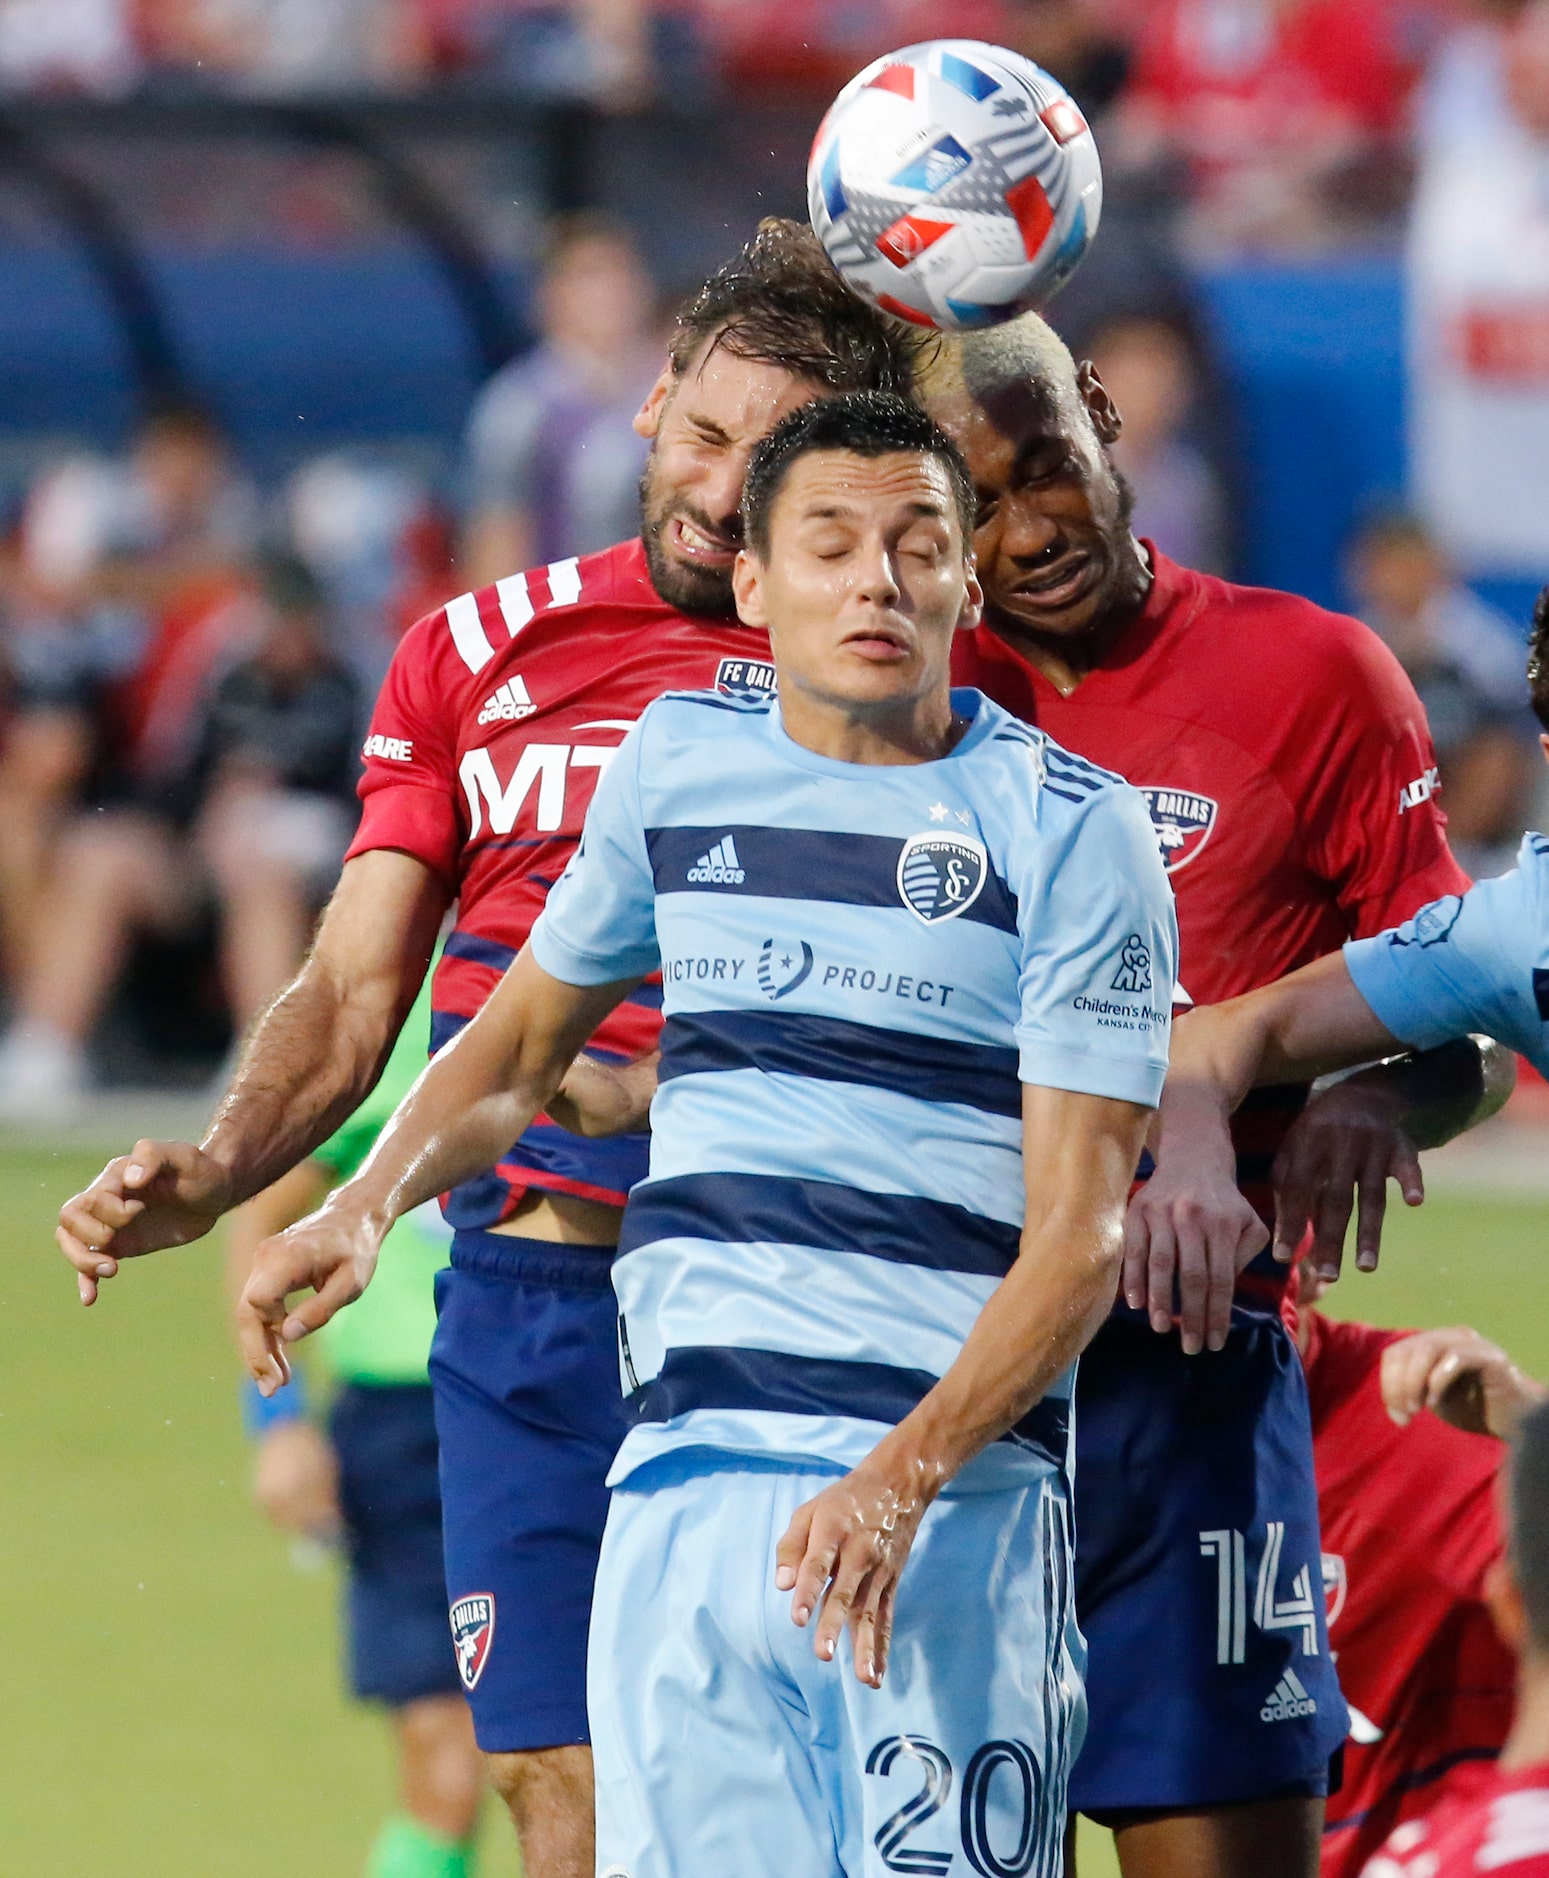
left=938, top=52, right=999, bottom=101
left=819, top=141, right=847, bottom=220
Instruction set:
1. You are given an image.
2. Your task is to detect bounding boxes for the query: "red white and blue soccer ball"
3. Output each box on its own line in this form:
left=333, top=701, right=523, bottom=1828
left=807, top=40, right=1103, bottom=332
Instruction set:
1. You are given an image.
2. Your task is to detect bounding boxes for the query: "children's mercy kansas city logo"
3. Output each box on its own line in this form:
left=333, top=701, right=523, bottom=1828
left=1110, top=935, right=1153, bottom=995
left=449, top=1594, right=496, bottom=1692
left=897, top=832, right=987, bottom=924
left=1139, top=786, right=1218, bottom=874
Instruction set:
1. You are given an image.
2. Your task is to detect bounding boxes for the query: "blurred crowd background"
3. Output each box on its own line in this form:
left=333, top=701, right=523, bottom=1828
left=0, top=0, right=1546, bottom=1109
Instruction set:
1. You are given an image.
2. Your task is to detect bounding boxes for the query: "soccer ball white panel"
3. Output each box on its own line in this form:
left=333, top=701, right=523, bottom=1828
left=807, top=39, right=1103, bottom=331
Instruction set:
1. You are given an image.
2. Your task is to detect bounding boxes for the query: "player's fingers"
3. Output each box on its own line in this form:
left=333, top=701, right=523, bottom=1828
left=1381, top=1335, right=1436, bottom=1425
left=1174, top=1214, right=1210, bottom=1356
left=1422, top=1349, right=1466, bottom=1413
left=1121, top=1200, right=1151, bottom=1313
left=55, top=1218, right=119, bottom=1284
left=122, top=1138, right=198, bottom=1190
left=1145, top=1217, right=1177, bottom=1336
left=789, top=1515, right=843, bottom=1629
left=1308, top=1158, right=1356, bottom=1282
left=278, top=1261, right=362, bottom=1344
left=870, top=1578, right=898, bottom=1685
left=1352, top=1153, right=1390, bottom=1275
left=235, top=1290, right=291, bottom=1393
left=1271, top=1161, right=1317, bottom=1264
left=813, top=1537, right=874, bottom=1665
left=1391, top=1136, right=1425, bottom=1212
left=774, top=1502, right=815, bottom=1592
left=848, top=1568, right=883, bottom=1686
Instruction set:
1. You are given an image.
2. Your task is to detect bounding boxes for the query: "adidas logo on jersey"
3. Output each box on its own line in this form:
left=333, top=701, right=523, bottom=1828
left=1260, top=1668, right=1317, bottom=1723
left=477, top=678, right=535, bottom=726
left=688, top=836, right=745, bottom=885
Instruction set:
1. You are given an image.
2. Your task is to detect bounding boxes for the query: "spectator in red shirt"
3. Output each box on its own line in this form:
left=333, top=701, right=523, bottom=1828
left=1362, top=1395, right=1549, bottom=1876
left=1296, top=1275, right=1540, bottom=1878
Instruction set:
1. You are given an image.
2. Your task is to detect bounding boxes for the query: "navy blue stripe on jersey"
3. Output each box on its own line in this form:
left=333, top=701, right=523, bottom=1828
left=645, top=825, right=1018, bottom=933
left=628, top=1345, right=1069, bottom=1463
left=619, top=1170, right=1020, bottom=1277
left=659, top=689, right=772, bottom=715
left=1042, top=783, right=1091, bottom=805
left=659, top=1008, right=1021, bottom=1117
left=444, top=929, right=517, bottom=972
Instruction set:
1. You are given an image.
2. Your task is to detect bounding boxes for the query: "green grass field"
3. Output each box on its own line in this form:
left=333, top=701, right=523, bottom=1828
left=1, top=1145, right=1542, bottom=1875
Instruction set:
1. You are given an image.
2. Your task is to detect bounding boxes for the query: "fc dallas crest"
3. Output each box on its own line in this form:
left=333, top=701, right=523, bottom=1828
left=1139, top=786, right=1218, bottom=875
left=449, top=1593, right=496, bottom=1692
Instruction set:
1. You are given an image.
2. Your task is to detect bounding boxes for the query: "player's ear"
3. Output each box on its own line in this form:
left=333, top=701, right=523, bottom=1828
left=634, top=360, right=676, bottom=440
left=957, top=557, right=983, bottom=635
left=1077, top=361, right=1122, bottom=447
left=1486, top=1554, right=1529, bottom=1654
left=732, top=548, right=768, bottom=629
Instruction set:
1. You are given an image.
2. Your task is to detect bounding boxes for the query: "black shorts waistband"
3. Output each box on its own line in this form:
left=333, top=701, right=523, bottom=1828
left=449, top=1228, right=617, bottom=1290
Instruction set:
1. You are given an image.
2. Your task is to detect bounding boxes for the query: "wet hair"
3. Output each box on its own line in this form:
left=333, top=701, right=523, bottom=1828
left=668, top=217, right=921, bottom=399
left=740, top=391, right=976, bottom=559
left=920, top=309, right=1084, bottom=416
left=1530, top=584, right=1549, bottom=731
left=1512, top=1399, right=1549, bottom=1648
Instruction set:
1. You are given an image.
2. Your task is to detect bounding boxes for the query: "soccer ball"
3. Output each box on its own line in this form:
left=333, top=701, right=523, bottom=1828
left=807, top=40, right=1102, bottom=332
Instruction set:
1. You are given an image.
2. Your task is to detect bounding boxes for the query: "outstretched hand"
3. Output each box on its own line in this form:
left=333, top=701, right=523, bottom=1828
left=237, top=1205, right=381, bottom=1395
left=57, top=1140, right=234, bottom=1303
left=773, top=1461, right=929, bottom=1687
left=1272, top=1081, right=1424, bottom=1279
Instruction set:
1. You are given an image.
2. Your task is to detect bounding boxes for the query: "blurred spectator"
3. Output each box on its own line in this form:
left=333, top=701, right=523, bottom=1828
left=1410, top=0, right=1549, bottom=581
left=703, top=0, right=1005, bottom=95
left=0, top=0, right=136, bottom=93
left=1086, top=312, right=1229, bottom=573
left=461, top=212, right=658, bottom=590
left=0, top=403, right=258, bottom=991
left=137, top=0, right=427, bottom=92
left=0, top=554, right=359, bottom=1115
left=284, top=451, right=455, bottom=696
left=1119, top=0, right=1440, bottom=250
left=1347, top=510, right=1539, bottom=875
left=409, top=0, right=688, bottom=104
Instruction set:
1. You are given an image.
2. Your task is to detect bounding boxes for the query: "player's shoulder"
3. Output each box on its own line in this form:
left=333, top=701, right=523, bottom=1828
left=394, top=538, right=660, bottom=687
left=1370, top=1767, right=1549, bottom=1876
left=1174, top=558, right=1411, bottom=706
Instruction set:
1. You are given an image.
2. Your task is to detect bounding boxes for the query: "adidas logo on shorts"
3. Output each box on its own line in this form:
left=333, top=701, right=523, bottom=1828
left=1260, top=1668, right=1317, bottom=1723
left=477, top=677, right=535, bottom=725
left=687, top=835, right=745, bottom=885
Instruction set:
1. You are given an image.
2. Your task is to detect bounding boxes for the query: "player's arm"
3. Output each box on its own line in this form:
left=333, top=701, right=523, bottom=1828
left=235, top=947, right=636, bottom=1393
left=777, top=1083, right=1151, bottom=1689
left=56, top=847, right=449, bottom=1301
left=546, top=1049, right=660, bottom=1137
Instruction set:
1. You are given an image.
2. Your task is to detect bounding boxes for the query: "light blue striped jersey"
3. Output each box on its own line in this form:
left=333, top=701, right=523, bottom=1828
left=529, top=686, right=1178, bottom=1491
left=1344, top=830, right=1549, bottom=1076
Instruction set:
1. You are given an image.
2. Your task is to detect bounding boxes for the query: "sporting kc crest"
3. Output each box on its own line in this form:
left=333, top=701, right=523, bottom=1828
left=1140, top=787, right=1218, bottom=875
left=897, top=833, right=987, bottom=924
left=449, top=1594, right=496, bottom=1692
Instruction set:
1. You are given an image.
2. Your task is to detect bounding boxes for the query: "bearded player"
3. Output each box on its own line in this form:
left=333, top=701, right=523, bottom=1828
left=54, top=219, right=918, bottom=1878
left=920, top=318, right=1509, bottom=1878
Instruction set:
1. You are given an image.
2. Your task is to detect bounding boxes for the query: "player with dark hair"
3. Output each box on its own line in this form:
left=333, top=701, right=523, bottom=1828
left=54, top=218, right=919, bottom=1878
left=918, top=316, right=1511, bottom=1878
left=1361, top=1398, right=1549, bottom=1876
left=236, top=389, right=1176, bottom=1877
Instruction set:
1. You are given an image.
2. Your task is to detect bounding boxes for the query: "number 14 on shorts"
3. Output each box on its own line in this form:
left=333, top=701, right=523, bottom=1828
left=1200, top=1523, right=1321, bottom=1665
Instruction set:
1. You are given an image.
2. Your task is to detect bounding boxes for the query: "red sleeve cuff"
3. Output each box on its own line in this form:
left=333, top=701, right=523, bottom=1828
left=345, top=782, right=461, bottom=888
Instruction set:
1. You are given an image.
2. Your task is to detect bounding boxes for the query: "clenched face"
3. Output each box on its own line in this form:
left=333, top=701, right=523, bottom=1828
left=927, top=364, right=1144, bottom=648
left=635, top=338, right=825, bottom=617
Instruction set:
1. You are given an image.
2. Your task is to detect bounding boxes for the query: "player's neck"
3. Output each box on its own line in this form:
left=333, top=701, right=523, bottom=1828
left=988, top=536, right=1152, bottom=696
left=777, top=685, right=966, bottom=767
left=1501, top=1658, right=1549, bottom=1772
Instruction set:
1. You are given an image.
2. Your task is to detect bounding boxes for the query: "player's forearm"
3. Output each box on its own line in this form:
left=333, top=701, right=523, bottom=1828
left=876, top=1208, right=1127, bottom=1495
left=201, top=958, right=408, bottom=1207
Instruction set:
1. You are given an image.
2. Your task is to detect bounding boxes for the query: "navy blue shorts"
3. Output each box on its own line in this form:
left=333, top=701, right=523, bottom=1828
left=429, top=1231, right=631, bottom=1754
left=328, top=1381, right=461, bottom=1708
left=1069, top=1306, right=1348, bottom=1816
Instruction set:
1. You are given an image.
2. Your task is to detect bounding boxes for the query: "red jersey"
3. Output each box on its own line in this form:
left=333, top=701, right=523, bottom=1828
left=1360, top=1761, right=1549, bottom=1877
left=954, top=548, right=1468, bottom=1302
left=346, top=536, right=773, bottom=1227
left=1303, top=1312, right=1515, bottom=1878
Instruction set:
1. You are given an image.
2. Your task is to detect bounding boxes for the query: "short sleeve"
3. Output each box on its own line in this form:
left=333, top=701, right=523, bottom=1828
left=527, top=714, right=659, bottom=986
left=1295, top=623, right=1471, bottom=936
left=344, top=607, right=466, bottom=887
left=1013, top=781, right=1179, bottom=1107
left=1344, top=856, right=1549, bottom=1073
